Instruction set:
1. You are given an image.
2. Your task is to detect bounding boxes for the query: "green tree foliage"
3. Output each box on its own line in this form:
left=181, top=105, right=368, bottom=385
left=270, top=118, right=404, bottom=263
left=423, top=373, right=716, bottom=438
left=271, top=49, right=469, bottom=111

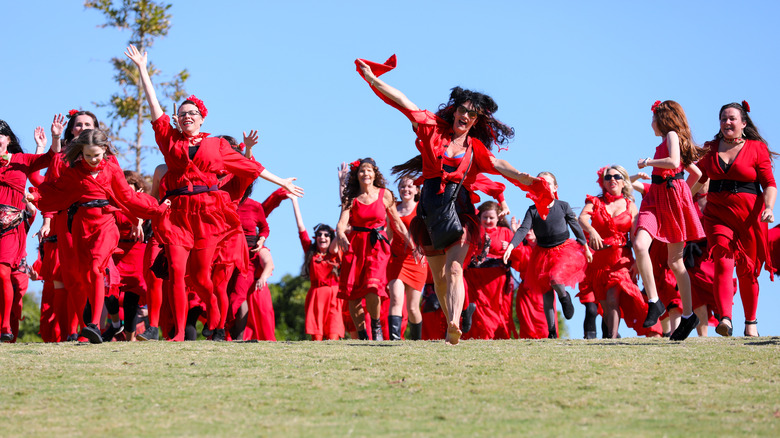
left=269, top=274, right=309, bottom=341
left=18, top=293, right=42, bottom=343
left=84, top=0, right=188, bottom=172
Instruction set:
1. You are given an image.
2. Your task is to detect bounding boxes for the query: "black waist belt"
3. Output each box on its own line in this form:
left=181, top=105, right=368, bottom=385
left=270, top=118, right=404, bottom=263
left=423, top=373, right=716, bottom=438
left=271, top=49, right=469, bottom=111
left=470, top=258, right=508, bottom=269
left=246, top=235, right=259, bottom=248
left=162, top=185, right=219, bottom=202
left=352, top=226, right=388, bottom=247
left=651, top=172, right=685, bottom=189
left=536, top=231, right=569, bottom=248
left=41, top=235, right=58, bottom=243
left=67, top=199, right=110, bottom=232
left=709, top=179, right=761, bottom=195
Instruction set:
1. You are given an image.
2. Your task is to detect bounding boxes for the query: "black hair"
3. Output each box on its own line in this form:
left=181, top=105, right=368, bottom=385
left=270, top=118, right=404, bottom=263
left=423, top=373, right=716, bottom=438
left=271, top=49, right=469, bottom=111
left=0, top=119, right=23, bottom=154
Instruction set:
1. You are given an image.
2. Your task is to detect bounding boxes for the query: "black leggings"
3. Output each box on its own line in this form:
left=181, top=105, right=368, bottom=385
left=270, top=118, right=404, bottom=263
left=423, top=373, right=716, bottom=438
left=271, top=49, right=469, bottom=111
left=583, top=302, right=599, bottom=333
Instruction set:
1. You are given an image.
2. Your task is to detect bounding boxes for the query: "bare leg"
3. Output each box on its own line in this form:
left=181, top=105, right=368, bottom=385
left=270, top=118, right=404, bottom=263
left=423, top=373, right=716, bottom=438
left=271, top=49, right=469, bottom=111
left=667, top=307, right=682, bottom=334
left=348, top=299, right=366, bottom=332
left=694, top=305, right=708, bottom=337
left=633, top=230, right=658, bottom=300
left=405, top=284, right=423, bottom=324
left=667, top=242, right=693, bottom=315
left=602, top=287, right=620, bottom=339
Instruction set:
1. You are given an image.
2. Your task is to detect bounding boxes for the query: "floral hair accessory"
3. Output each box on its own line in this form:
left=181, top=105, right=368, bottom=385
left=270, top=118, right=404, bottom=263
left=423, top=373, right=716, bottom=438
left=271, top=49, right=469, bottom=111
left=351, top=158, right=377, bottom=171
left=238, top=142, right=245, bottom=152
left=66, top=109, right=79, bottom=119
left=742, top=100, right=751, bottom=113
left=596, top=166, right=609, bottom=186
left=185, top=95, right=208, bottom=118
left=651, top=100, right=661, bottom=113
left=349, top=160, right=362, bottom=170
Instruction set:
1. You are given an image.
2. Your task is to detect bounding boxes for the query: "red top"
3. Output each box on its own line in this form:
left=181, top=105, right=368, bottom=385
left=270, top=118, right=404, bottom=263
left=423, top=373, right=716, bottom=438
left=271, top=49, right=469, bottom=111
left=697, top=139, right=776, bottom=189
left=152, top=114, right=265, bottom=192
left=237, top=198, right=269, bottom=239
left=0, top=150, right=53, bottom=209
left=299, top=229, right=340, bottom=288
left=584, top=195, right=633, bottom=247
left=651, top=139, right=684, bottom=178
left=483, top=226, right=514, bottom=259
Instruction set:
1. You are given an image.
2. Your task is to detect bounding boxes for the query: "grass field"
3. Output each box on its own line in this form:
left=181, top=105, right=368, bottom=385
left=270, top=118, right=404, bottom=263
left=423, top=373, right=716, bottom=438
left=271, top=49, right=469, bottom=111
left=1, top=337, right=779, bottom=437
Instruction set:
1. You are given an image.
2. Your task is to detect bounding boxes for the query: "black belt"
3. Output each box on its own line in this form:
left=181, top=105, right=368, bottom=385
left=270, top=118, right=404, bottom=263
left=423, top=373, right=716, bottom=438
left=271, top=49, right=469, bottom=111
left=352, top=226, right=388, bottom=247
left=536, top=231, right=569, bottom=248
left=246, top=235, right=259, bottom=248
left=470, top=258, right=508, bottom=269
left=651, top=172, right=684, bottom=189
left=162, top=184, right=219, bottom=202
left=119, top=239, right=137, bottom=243
left=41, top=235, right=58, bottom=243
left=709, top=179, right=761, bottom=195
left=67, top=199, right=110, bottom=232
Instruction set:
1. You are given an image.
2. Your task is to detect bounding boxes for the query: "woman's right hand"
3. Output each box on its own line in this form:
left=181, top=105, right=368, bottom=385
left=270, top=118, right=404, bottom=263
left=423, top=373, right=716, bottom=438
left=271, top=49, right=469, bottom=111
left=356, top=59, right=376, bottom=83
left=281, top=178, right=304, bottom=198
left=502, top=243, right=515, bottom=264
left=588, top=230, right=604, bottom=251
left=337, top=231, right=350, bottom=253
left=124, top=45, right=147, bottom=69
left=36, top=222, right=50, bottom=241
left=51, top=114, right=66, bottom=139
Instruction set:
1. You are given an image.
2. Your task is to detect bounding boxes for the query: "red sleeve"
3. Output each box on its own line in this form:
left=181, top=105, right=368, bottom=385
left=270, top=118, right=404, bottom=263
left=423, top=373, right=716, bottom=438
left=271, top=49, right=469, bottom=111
left=28, top=170, right=44, bottom=187
left=151, top=115, right=176, bottom=156
left=107, top=164, right=163, bottom=219
left=255, top=203, right=269, bottom=239
left=756, top=142, right=776, bottom=189
left=219, top=141, right=265, bottom=179
left=298, top=230, right=312, bottom=253
left=23, top=149, right=54, bottom=174
left=472, top=174, right=506, bottom=202
left=261, top=188, right=288, bottom=217
left=32, top=169, right=81, bottom=212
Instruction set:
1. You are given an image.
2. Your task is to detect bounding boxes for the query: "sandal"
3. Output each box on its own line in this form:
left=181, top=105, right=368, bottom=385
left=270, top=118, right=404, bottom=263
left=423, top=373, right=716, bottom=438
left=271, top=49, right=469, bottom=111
left=744, top=319, right=759, bottom=337
left=715, top=316, right=733, bottom=337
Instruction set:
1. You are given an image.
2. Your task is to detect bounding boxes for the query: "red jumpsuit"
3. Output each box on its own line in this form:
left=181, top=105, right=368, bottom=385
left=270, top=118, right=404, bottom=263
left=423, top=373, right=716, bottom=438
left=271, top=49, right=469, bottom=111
left=696, top=139, right=776, bottom=321
left=581, top=195, right=662, bottom=336
left=0, top=150, right=51, bottom=335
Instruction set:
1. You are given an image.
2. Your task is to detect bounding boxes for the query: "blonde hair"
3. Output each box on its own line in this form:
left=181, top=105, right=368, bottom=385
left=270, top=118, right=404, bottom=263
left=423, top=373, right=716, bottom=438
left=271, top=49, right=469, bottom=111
left=601, top=165, right=633, bottom=201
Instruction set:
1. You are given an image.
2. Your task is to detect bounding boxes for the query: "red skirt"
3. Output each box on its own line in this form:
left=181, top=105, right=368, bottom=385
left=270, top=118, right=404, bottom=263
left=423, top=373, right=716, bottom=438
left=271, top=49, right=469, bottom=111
left=464, top=264, right=513, bottom=340
left=525, top=239, right=587, bottom=295
left=155, top=191, right=242, bottom=250
left=515, top=282, right=553, bottom=339
left=304, top=284, right=344, bottom=337
left=386, top=252, right=427, bottom=291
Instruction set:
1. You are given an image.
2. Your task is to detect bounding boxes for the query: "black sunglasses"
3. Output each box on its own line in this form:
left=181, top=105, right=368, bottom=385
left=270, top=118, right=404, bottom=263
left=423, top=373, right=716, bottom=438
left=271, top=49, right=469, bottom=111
left=604, top=174, right=624, bottom=181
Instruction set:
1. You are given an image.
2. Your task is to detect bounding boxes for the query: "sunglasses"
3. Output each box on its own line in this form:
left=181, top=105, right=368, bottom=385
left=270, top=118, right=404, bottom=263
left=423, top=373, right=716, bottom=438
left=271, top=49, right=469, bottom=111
left=456, top=105, right=479, bottom=119
left=604, top=174, right=624, bottom=181
left=315, top=232, right=331, bottom=238
left=177, top=110, right=201, bottom=118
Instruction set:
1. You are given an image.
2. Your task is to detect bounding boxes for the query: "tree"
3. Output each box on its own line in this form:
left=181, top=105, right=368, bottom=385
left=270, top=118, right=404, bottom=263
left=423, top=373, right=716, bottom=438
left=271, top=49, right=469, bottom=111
left=85, top=0, right=189, bottom=172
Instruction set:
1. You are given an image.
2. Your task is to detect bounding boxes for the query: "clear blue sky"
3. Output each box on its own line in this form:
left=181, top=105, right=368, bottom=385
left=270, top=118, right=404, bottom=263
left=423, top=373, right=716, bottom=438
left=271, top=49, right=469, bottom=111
left=2, top=1, right=778, bottom=338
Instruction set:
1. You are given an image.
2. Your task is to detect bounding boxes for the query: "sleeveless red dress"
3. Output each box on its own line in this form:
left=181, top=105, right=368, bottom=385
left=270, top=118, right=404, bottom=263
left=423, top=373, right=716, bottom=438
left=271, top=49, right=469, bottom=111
left=636, top=139, right=705, bottom=243
left=386, top=203, right=427, bottom=291
left=338, top=188, right=391, bottom=301
left=582, top=195, right=661, bottom=336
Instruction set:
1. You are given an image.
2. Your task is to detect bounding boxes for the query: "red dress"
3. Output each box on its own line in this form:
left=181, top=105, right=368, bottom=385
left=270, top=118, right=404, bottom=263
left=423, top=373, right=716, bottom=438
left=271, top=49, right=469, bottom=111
left=636, top=139, right=705, bottom=243
left=151, top=115, right=264, bottom=249
left=338, top=189, right=391, bottom=300
left=464, top=226, right=515, bottom=340
left=509, top=241, right=551, bottom=339
left=228, top=198, right=269, bottom=318
left=300, top=230, right=344, bottom=338
left=113, top=211, right=148, bottom=303
left=386, top=204, right=427, bottom=291
left=582, top=195, right=662, bottom=336
left=0, top=150, right=52, bottom=267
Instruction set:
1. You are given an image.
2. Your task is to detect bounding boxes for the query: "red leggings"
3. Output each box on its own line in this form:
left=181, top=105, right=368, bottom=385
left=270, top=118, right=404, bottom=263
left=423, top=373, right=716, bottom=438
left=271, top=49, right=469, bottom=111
left=143, top=243, right=164, bottom=328
left=212, top=264, right=234, bottom=329
left=167, top=245, right=218, bottom=341
left=0, top=264, right=12, bottom=334
left=712, top=247, right=759, bottom=321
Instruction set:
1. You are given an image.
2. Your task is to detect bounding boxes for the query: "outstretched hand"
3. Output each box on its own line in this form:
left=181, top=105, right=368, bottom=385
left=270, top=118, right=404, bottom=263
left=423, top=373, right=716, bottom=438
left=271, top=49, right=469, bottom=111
left=34, top=126, right=46, bottom=150
left=51, top=114, right=66, bottom=138
left=282, top=178, right=304, bottom=198
left=337, top=162, right=348, bottom=183
left=498, top=200, right=510, bottom=218
left=243, top=130, right=259, bottom=150
left=124, top=45, right=147, bottom=69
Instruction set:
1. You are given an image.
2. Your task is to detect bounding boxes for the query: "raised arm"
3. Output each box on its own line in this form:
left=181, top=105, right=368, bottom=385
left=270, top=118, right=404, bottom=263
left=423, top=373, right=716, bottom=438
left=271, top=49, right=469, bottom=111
left=290, top=196, right=306, bottom=233
left=48, top=114, right=65, bottom=154
left=491, top=158, right=534, bottom=186
left=243, top=130, right=258, bottom=159
left=125, top=45, right=164, bottom=121
left=356, top=59, right=419, bottom=114
left=258, top=169, right=304, bottom=198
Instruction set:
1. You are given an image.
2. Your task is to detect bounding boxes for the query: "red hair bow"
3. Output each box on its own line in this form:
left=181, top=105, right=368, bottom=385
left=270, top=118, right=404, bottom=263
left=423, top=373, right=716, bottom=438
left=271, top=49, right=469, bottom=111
left=186, top=95, right=208, bottom=118
left=349, top=160, right=361, bottom=170
left=742, top=100, right=751, bottom=113
left=651, top=100, right=661, bottom=113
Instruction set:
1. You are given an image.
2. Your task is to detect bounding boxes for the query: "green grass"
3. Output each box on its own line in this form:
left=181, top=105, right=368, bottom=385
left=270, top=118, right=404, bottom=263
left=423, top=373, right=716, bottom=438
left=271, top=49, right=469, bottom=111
left=1, top=337, right=779, bottom=437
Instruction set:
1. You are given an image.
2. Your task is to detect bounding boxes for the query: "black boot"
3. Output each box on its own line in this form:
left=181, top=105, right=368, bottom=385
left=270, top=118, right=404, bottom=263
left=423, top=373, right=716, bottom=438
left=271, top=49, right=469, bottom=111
left=371, top=318, right=383, bottom=341
left=643, top=300, right=665, bottom=328
left=461, top=303, right=476, bottom=333
left=558, top=290, right=575, bottom=320
left=357, top=330, right=369, bottom=340
left=388, top=315, right=403, bottom=340
left=584, top=331, right=597, bottom=339
left=408, top=322, right=422, bottom=340
left=670, top=313, right=699, bottom=341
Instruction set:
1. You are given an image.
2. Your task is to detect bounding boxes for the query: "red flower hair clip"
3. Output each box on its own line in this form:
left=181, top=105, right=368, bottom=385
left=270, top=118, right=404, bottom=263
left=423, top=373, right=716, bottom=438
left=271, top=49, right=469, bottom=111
left=742, top=100, right=751, bottom=113
left=596, top=166, right=609, bottom=186
left=186, top=95, right=208, bottom=118
left=651, top=100, right=661, bottom=113
left=66, top=109, right=79, bottom=119
left=349, top=160, right=361, bottom=171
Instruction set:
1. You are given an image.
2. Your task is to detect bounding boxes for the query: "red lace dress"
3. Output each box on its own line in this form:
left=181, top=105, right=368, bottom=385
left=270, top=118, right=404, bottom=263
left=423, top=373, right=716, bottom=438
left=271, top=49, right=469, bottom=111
left=636, top=139, right=705, bottom=243
left=582, top=195, right=661, bottom=336
left=338, top=188, right=391, bottom=301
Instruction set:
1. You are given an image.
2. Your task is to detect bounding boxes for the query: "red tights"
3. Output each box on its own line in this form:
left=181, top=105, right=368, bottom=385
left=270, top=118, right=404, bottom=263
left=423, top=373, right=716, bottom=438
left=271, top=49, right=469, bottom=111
left=712, top=247, right=758, bottom=321
left=212, top=265, right=233, bottom=330
left=0, top=264, right=12, bottom=334
left=167, top=245, right=218, bottom=341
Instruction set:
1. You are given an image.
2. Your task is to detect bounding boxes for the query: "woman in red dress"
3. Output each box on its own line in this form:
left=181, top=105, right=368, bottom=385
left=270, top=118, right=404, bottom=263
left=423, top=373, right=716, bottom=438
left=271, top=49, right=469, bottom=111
left=126, top=45, right=302, bottom=341
left=290, top=196, right=344, bottom=341
left=29, top=129, right=165, bottom=343
left=333, top=158, right=412, bottom=340
left=386, top=176, right=427, bottom=340
left=464, top=201, right=515, bottom=339
left=0, top=119, right=58, bottom=341
left=691, top=101, right=776, bottom=337
left=634, top=100, right=705, bottom=340
left=579, top=165, right=662, bottom=338
left=356, top=56, right=552, bottom=344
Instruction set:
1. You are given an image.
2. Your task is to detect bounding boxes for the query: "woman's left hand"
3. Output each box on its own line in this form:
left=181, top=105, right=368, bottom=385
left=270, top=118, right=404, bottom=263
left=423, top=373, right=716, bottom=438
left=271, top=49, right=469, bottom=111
left=282, top=178, right=304, bottom=198
left=250, top=237, right=265, bottom=253
left=502, top=243, right=515, bottom=264
left=243, top=130, right=259, bottom=150
left=34, top=126, right=46, bottom=150
left=637, top=158, right=650, bottom=169
left=498, top=200, right=510, bottom=218
left=356, top=59, right=376, bottom=82
left=584, top=246, right=593, bottom=263
left=761, top=208, right=774, bottom=223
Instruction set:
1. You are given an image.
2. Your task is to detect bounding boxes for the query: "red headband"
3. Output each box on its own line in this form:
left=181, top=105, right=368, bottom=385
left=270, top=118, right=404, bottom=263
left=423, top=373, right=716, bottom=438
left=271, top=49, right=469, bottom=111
left=186, top=95, right=208, bottom=118
left=651, top=100, right=661, bottom=113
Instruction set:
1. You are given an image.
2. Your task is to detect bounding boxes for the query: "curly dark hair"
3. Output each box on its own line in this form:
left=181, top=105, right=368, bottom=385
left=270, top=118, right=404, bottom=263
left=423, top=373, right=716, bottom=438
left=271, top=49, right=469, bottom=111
left=300, top=224, right=338, bottom=279
left=0, top=119, right=23, bottom=154
left=340, top=158, right=389, bottom=208
left=124, top=170, right=150, bottom=194
left=712, top=102, right=777, bottom=159
left=437, top=86, right=514, bottom=150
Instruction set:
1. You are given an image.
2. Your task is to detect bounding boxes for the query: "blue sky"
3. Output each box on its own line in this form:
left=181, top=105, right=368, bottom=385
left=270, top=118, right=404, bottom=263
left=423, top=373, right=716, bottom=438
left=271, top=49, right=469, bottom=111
left=2, top=1, right=778, bottom=338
